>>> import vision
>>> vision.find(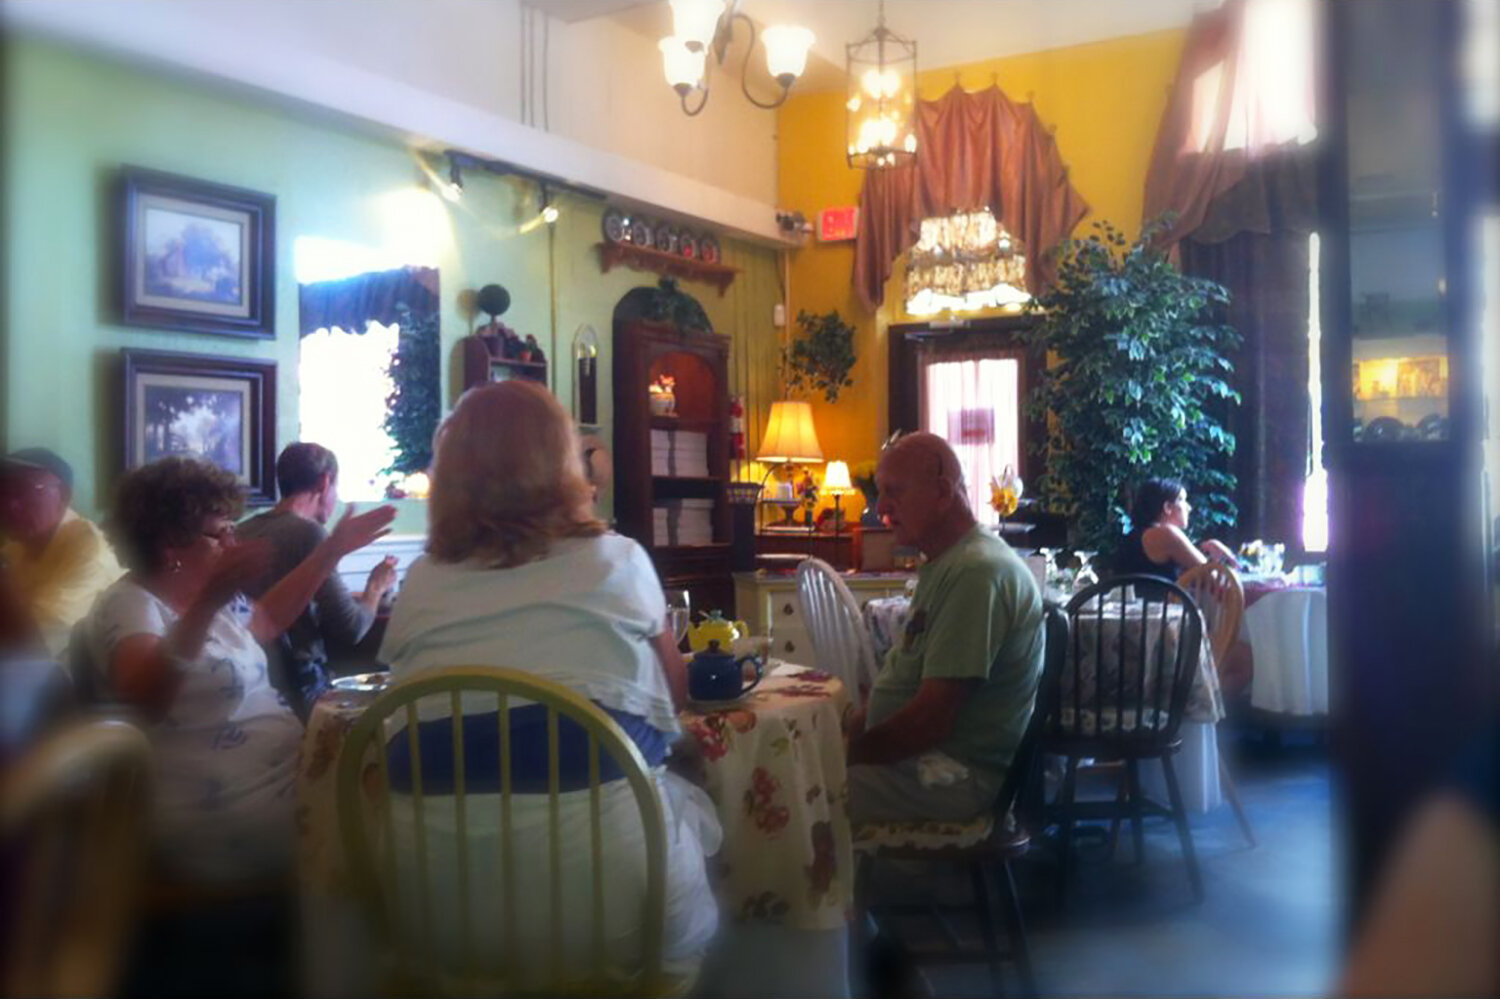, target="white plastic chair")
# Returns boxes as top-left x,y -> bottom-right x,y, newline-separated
795,557 -> 881,696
